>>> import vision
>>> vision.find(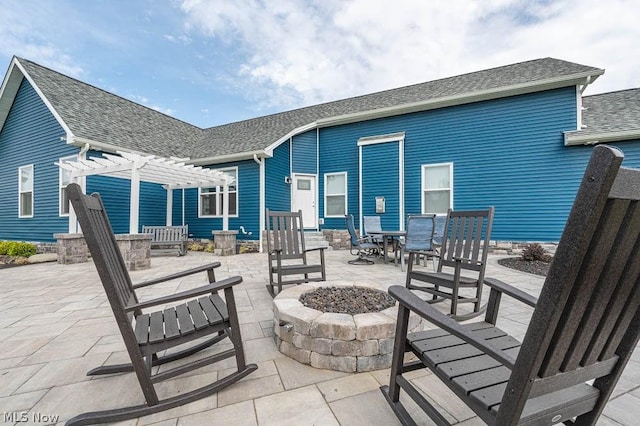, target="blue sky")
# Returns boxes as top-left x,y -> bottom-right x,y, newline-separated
1,0 -> 638,128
